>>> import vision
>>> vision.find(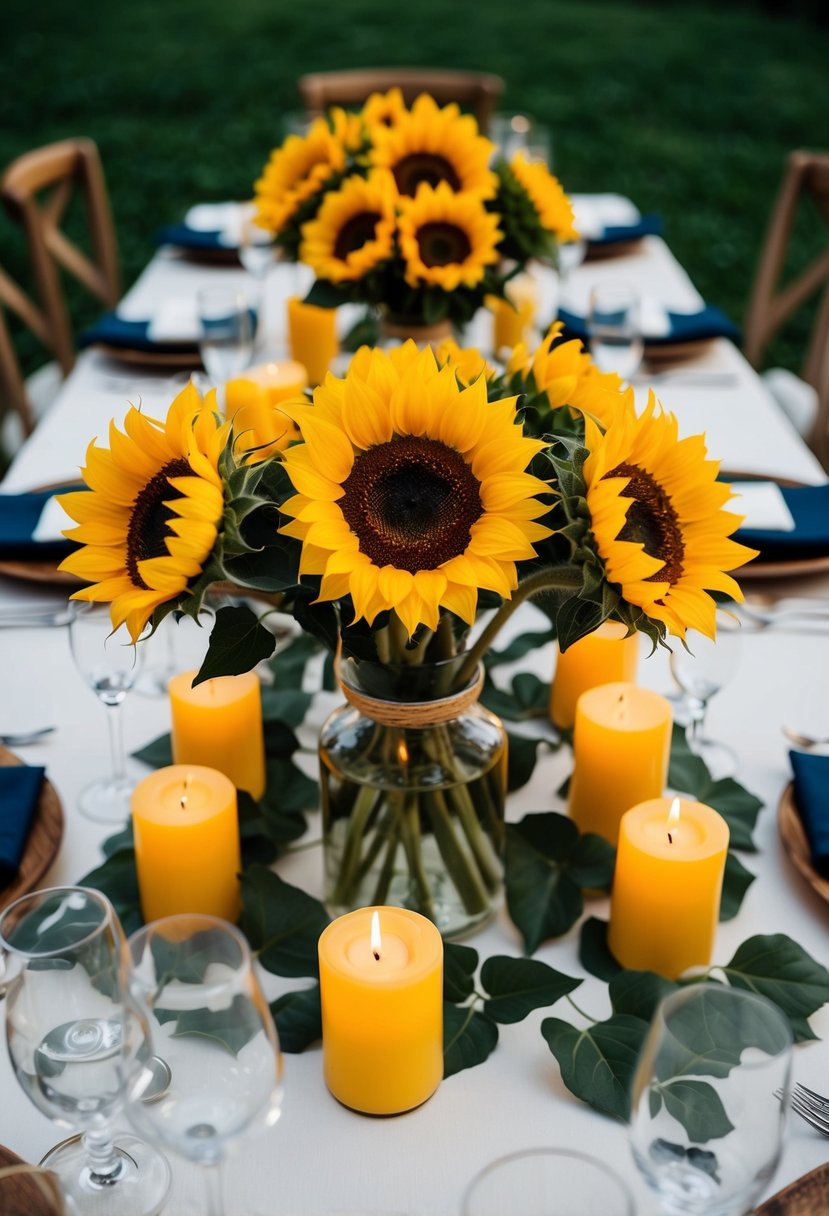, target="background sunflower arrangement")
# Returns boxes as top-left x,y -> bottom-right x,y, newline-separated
254,90 -> 578,329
